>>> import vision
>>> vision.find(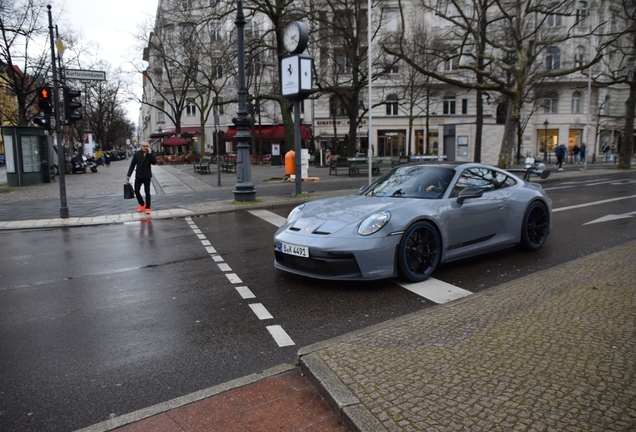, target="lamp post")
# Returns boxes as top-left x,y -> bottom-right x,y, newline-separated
232,0 -> 256,201
543,119 -> 549,162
